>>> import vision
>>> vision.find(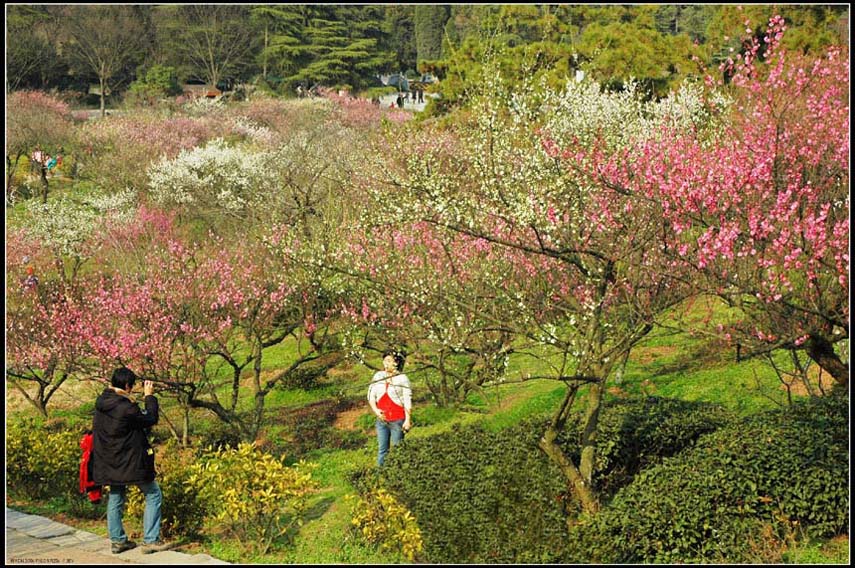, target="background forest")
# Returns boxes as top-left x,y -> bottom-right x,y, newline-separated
7,4 -> 849,107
